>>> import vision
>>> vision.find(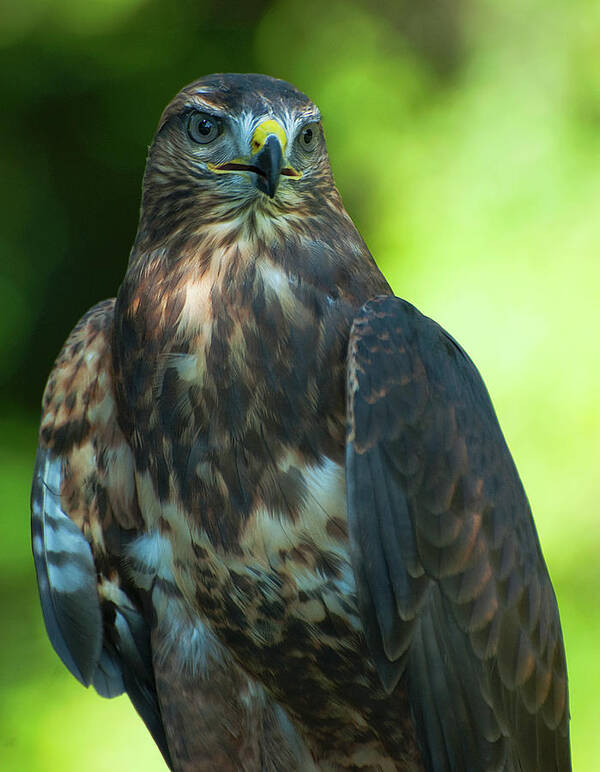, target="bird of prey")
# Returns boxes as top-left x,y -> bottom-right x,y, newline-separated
32,73 -> 571,771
